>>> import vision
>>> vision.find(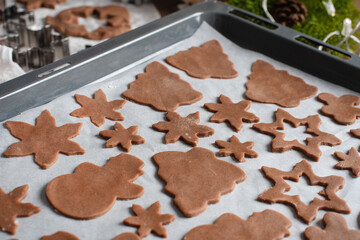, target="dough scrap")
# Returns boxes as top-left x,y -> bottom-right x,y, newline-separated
259,160 -> 350,224
46,153 -> 144,219
122,61 -> 203,112
4,110 -> 85,169
166,40 -> 238,79
245,60 -> 318,107
153,147 -> 246,217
